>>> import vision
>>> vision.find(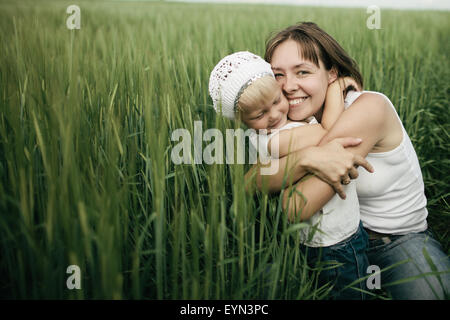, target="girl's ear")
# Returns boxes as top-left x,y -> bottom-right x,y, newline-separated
328,67 -> 338,84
